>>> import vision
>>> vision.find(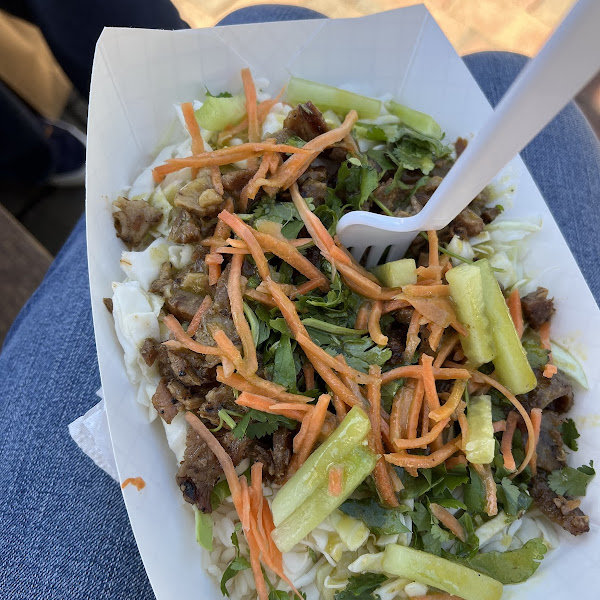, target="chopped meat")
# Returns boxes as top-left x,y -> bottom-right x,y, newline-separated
535,410 -> 568,473
394,307 -> 415,325
304,246 -> 321,269
326,147 -> 349,163
169,209 -> 203,244
299,177 -> 327,205
554,496 -> 582,515
166,379 -> 204,410
445,207 -> 485,240
455,137 -> 468,158
221,168 -> 256,204
165,289 -> 204,322
372,178 -> 410,215
272,428 -> 293,485
412,176 -> 443,212
177,272 -> 210,295
150,261 -> 172,295
284,101 -> 329,142
174,169 -> 225,218
481,206 -> 501,224
521,287 -> 555,330
299,166 -> 328,184
176,427 -> 227,512
165,347 -> 215,387
519,368 -> 574,413
140,337 -> 159,367
112,197 -> 162,248
152,378 -> 180,424
386,322 -> 407,367
530,472 -> 589,536
103,298 -> 113,313
196,385 -> 241,426
268,127 -> 296,145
